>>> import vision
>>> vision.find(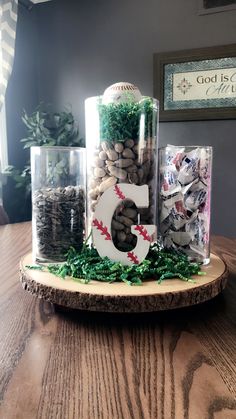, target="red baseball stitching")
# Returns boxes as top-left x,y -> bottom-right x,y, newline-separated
92,218 -> 111,241
127,251 -> 139,264
134,225 -> 151,242
114,184 -> 126,200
